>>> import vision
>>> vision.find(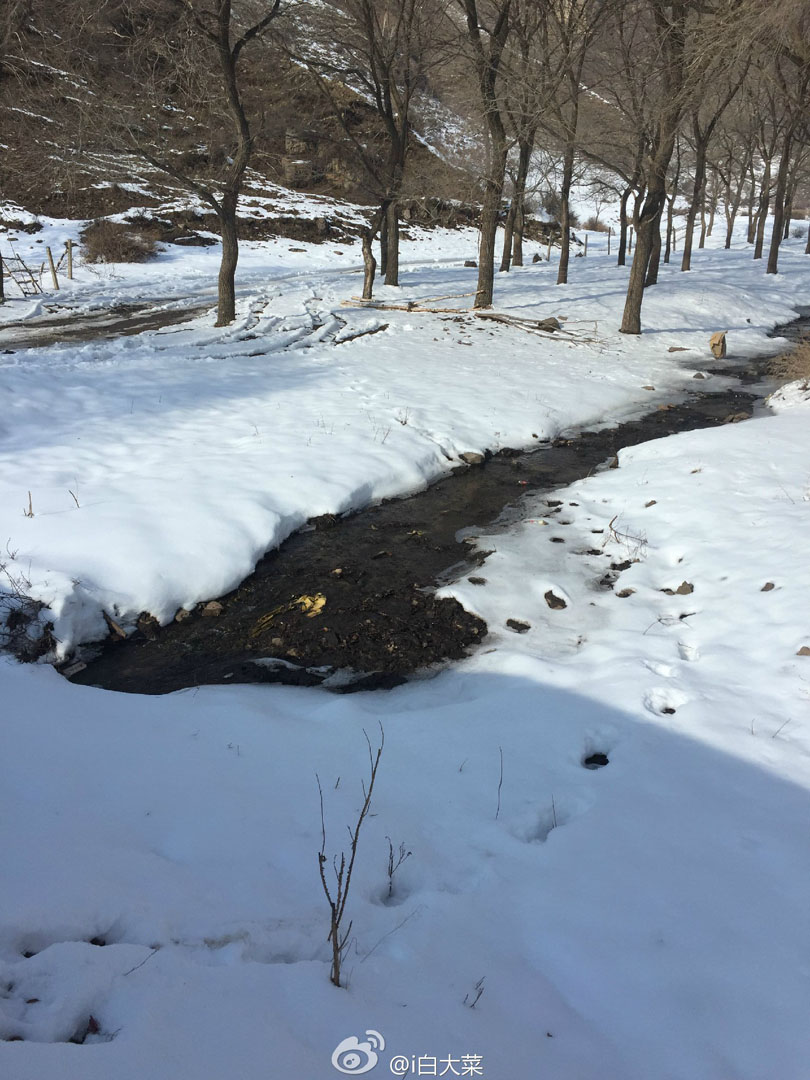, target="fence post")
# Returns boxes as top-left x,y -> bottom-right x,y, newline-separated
607,227 -> 611,257
46,246 -> 59,290
66,239 -> 73,280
